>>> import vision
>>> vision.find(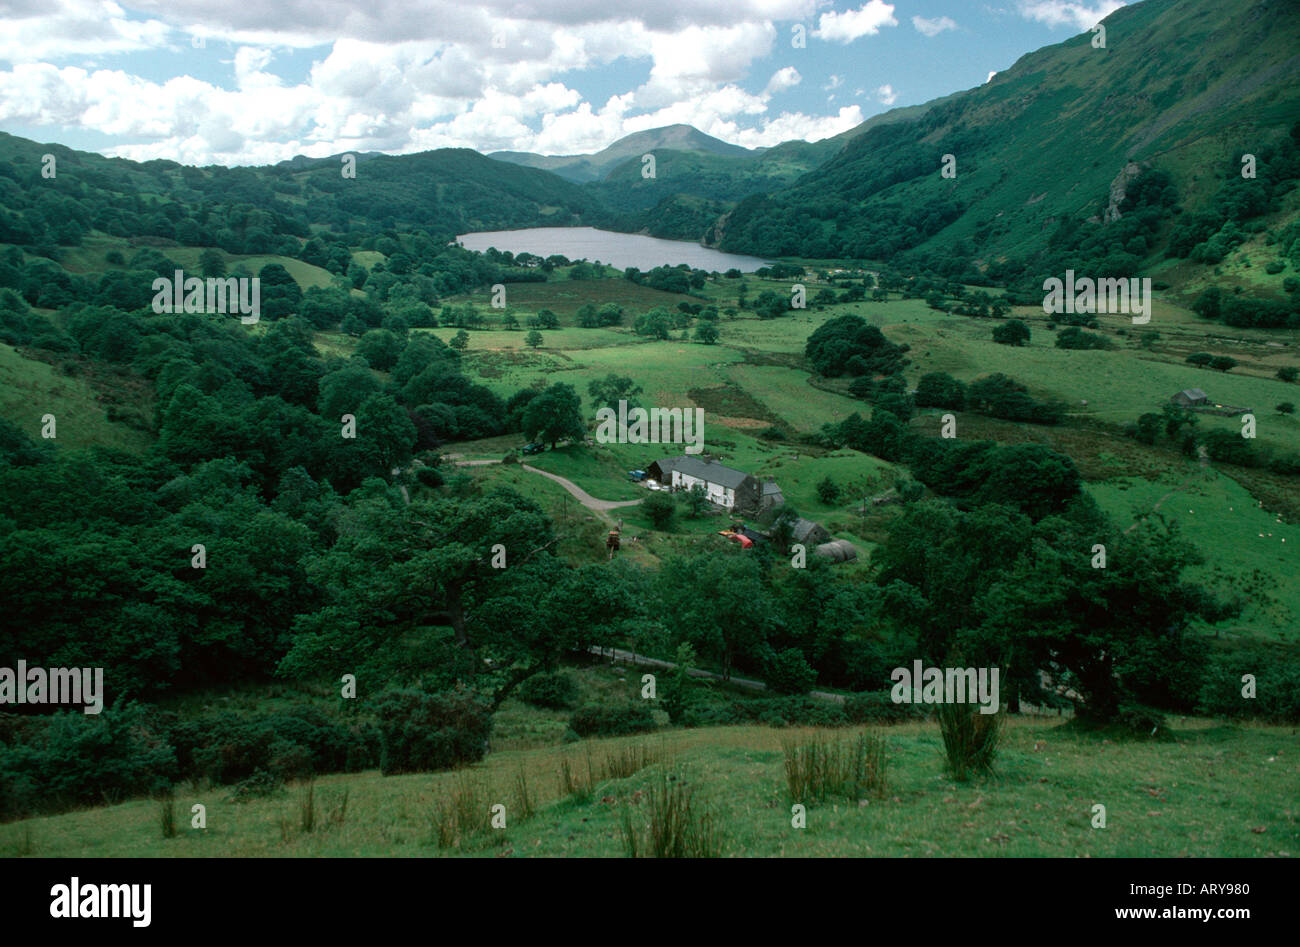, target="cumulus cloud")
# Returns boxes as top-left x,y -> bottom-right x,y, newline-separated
813,1 -> 898,43
0,0 -> 881,163
912,15 -> 957,37
764,66 -> 801,95
876,84 -> 897,105
1016,1 -> 1126,31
